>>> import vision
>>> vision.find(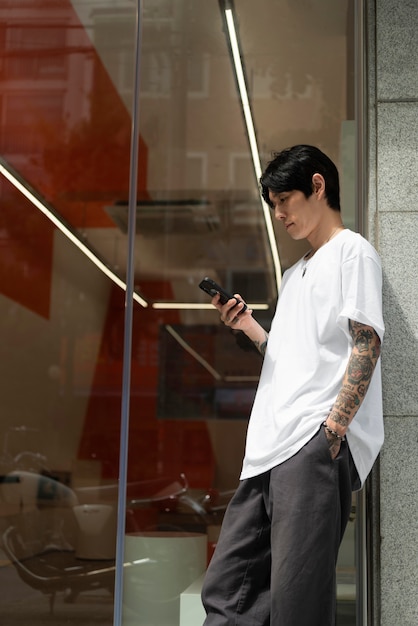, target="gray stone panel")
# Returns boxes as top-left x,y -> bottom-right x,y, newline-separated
379,212 -> 418,416
371,2 -> 418,625
377,102 -> 418,212
377,0 -> 418,100
379,416 -> 418,626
